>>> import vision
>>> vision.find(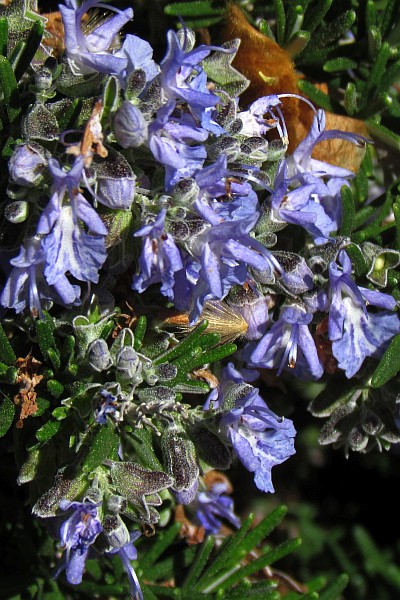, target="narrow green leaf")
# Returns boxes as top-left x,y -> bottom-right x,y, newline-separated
365,0 -> 377,31
82,424 -> 119,473
345,244 -> 368,276
139,522 -> 181,573
35,420 -> 61,442
0,323 -> 17,365
127,428 -> 164,471
365,42 -> 392,97
0,363 -> 17,384
297,80 -> 333,111
154,321 -> 208,365
164,1 -> 224,17
323,57 -> 357,72
344,82 -> 358,117
36,314 -> 57,361
199,513 -> 254,584
318,573 -> 349,600
182,535 -> 215,588
211,538 -> 302,593
371,333 -> 400,388
366,120 -> 400,151
368,25 -> 382,59
303,10 -> 356,51
303,0 -> 333,34
273,0 -> 286,46
14,20 -> 44,82
0,398 -> 16,437
353,165 -> 369,203
56,98 -> 82,130
47,347 -> 61,371
393,202 -> 400,250
0,55 -> 21,122
189,342 -> 237,369
353,205 -> 377,230
134,315 -> 147,350
235,505 -> 288,557
0,17 -> 8,56
285,30 -> 310,57
379,0 -> 400,39
340,186 -> 355,236
47,379 -> 65,398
